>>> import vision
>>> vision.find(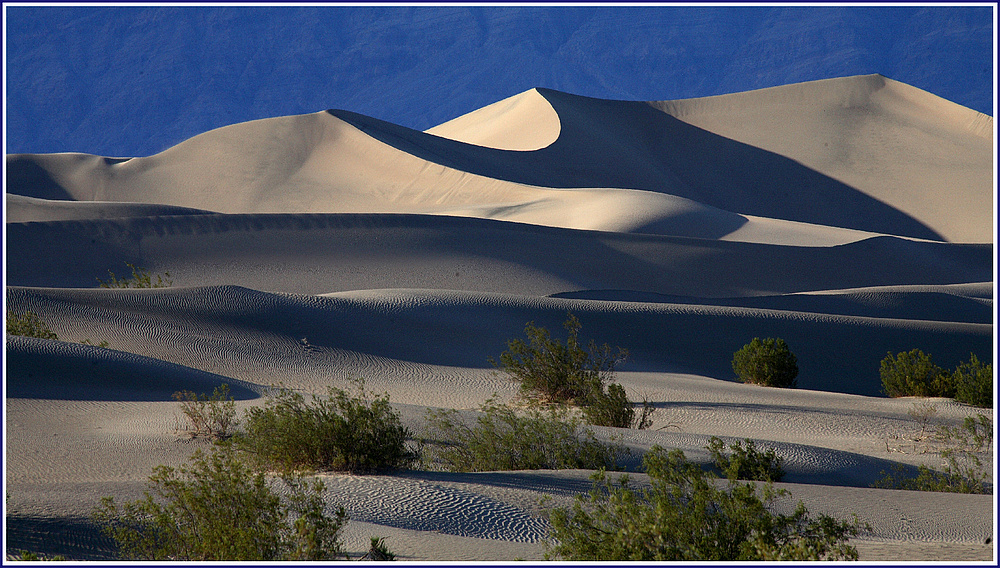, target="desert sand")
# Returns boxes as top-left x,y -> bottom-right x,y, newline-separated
4,74 -> 995,561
